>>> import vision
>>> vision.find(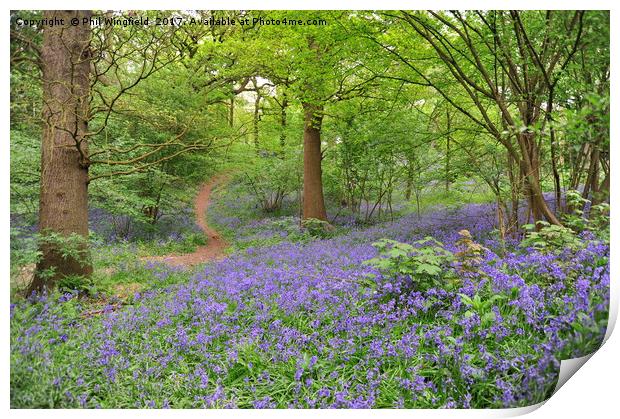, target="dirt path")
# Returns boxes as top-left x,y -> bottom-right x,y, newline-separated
144,174 -> 229,267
